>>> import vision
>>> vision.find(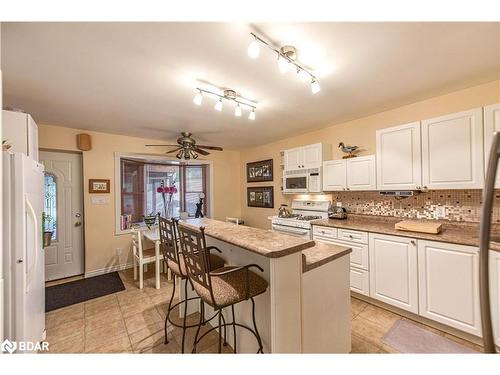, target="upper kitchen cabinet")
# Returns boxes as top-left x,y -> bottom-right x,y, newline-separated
376,121 -> 422,190
483,103 -> 500,188
421,108 -> 484,189
283,143 -> 331,170
2,109 -> 39,161
323,155 -> 376,191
